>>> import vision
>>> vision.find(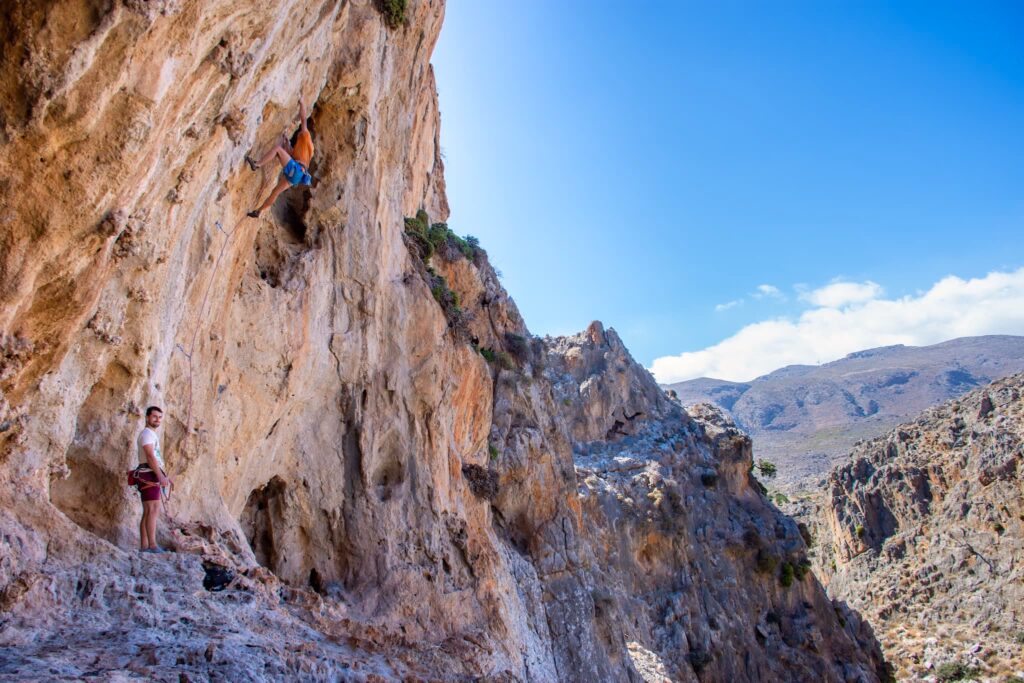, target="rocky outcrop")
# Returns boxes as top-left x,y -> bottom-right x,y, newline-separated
1,1 -> 887,680
815,373 -> 1024,680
